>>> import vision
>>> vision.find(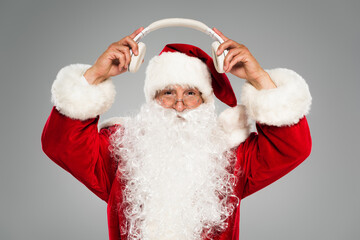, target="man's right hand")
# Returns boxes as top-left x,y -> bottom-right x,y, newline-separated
84,27 -> 144,85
